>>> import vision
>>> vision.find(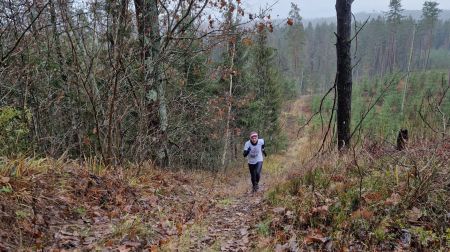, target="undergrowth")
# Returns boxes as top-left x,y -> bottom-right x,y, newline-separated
262,137 -> 450,250
0,158 -> 217,250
